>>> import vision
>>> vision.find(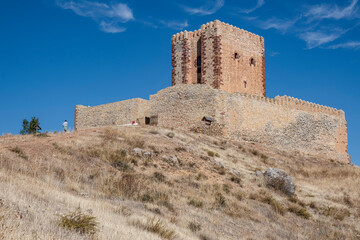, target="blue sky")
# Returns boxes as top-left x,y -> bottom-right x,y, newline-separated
0,0 -> 359,165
